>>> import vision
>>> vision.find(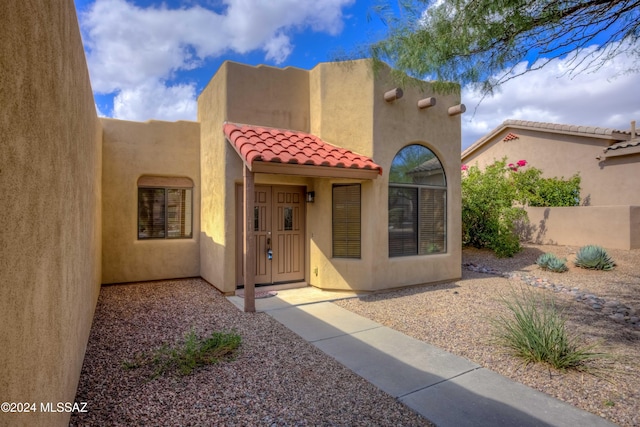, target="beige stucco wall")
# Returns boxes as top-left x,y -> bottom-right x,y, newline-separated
198,63 -> 232,291
462,129 -> 640,206
0,2 -> 102,426
307,61 -> 463,291
101,119 -> 201,284
523,206 -> 640,250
